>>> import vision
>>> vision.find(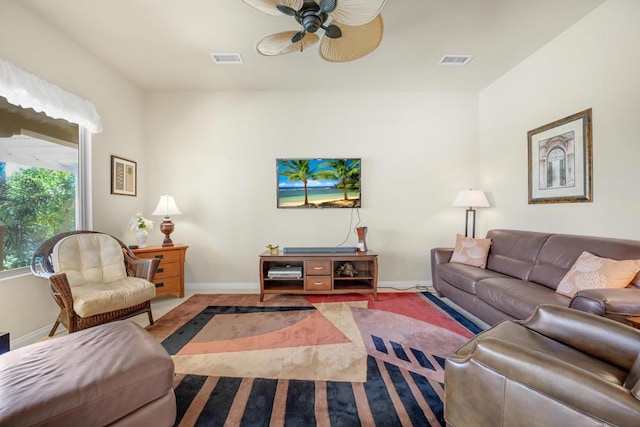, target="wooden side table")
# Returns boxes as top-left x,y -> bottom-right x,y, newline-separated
132,244 -> 188,297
